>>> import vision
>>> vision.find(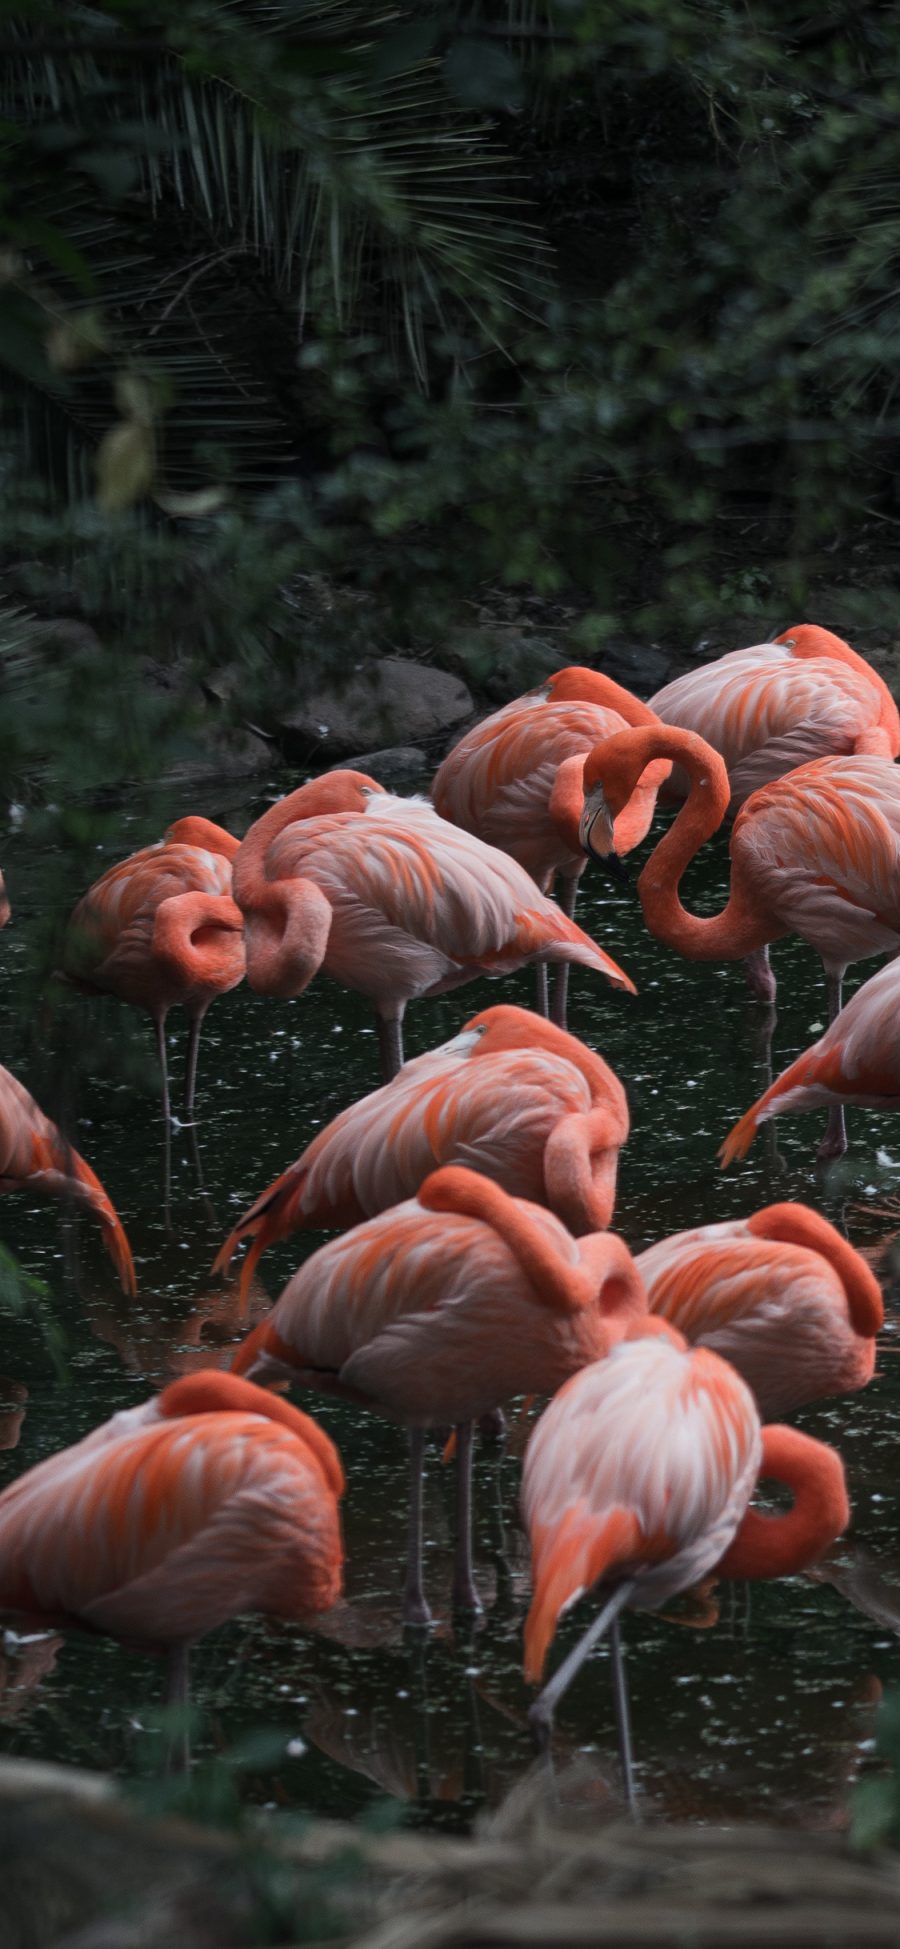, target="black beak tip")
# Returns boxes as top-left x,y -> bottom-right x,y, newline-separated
605,851 -> 631,886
